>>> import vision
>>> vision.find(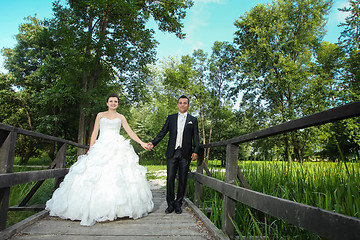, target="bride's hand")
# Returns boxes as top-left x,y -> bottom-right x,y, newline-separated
141,142 -> 150,151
